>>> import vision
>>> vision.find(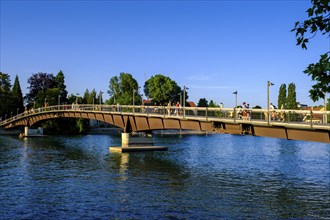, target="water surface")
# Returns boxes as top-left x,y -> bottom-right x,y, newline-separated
1,134 -> 329,219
